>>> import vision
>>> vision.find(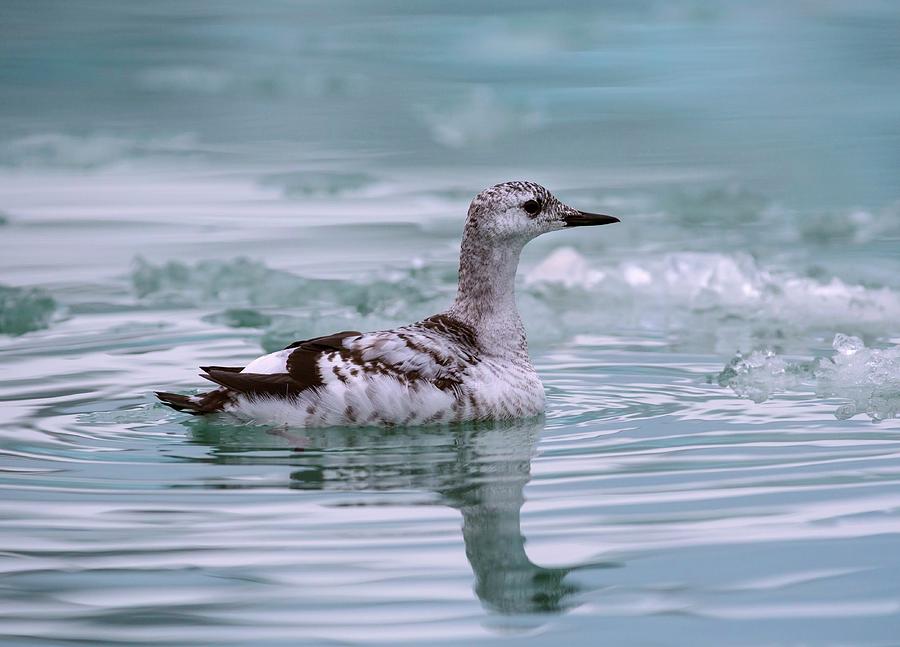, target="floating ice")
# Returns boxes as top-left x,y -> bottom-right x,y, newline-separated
133,256 -> 452,311
132,257 -> 309,306
525,248 -> 900,345
0,285 -> 57,335
525,247 -> 605,289
832,332 -> 865,356
718,334 -> 900,421
131,256 -> 453,344
716,350 -> 811,404
816,335 -> 900,421
131,249 -> 900,358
